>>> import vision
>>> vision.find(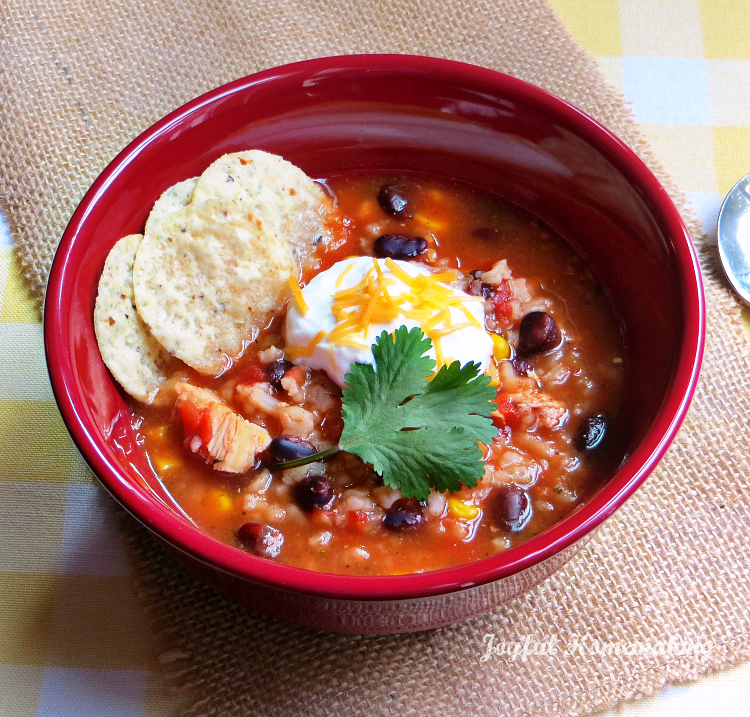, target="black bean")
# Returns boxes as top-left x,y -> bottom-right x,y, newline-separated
265,358 -> 293,389
269,435 -> 317,462
511,357 -> 533,377
383,497 -> 423,531
466,278 -> 494,298
492,485 -> 532,532
294,475 -> 334,512
465,270 -> 495,298
466,270 -> 484,296
237,522 -> 284,558
373,234 -> 427,260
575,415 -> 607,451
517,311 -> 560,356
377,184 -> 410,219
466,278 -> 483,296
